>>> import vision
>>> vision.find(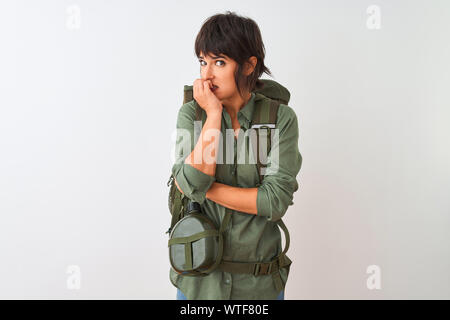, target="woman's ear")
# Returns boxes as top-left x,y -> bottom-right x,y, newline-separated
244,56 -> 257,76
